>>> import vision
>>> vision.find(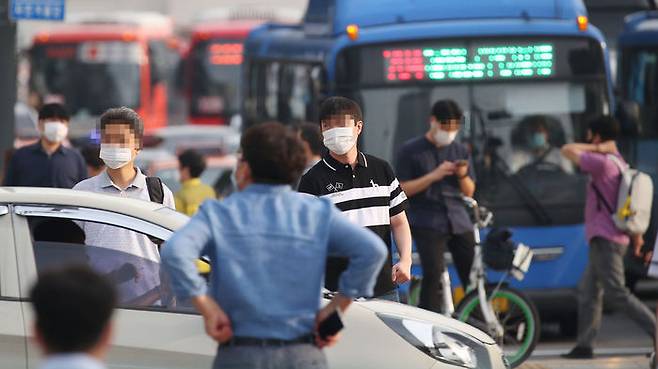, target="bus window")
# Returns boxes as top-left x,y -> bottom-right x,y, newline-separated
622,48 -> 658,137
30,42 -> 141,116
188,39 -> 244,124
265,62 -> 281,120
249,61 -> 325,125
